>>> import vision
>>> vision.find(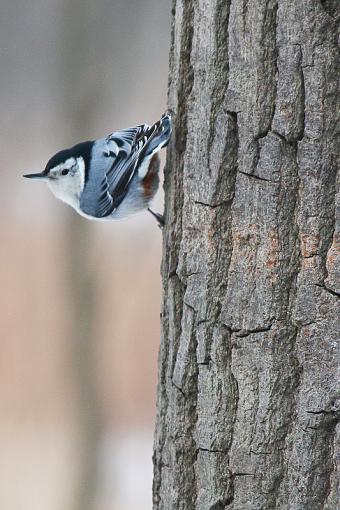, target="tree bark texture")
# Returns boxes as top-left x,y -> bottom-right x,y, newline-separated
153,1 -> 339,509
